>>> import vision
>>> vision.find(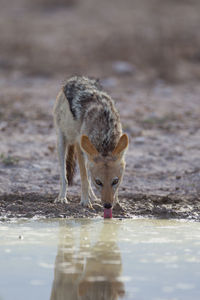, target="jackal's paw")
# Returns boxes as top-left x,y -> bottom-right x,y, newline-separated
80,198 -> 93,209
54,196 -> 68,204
